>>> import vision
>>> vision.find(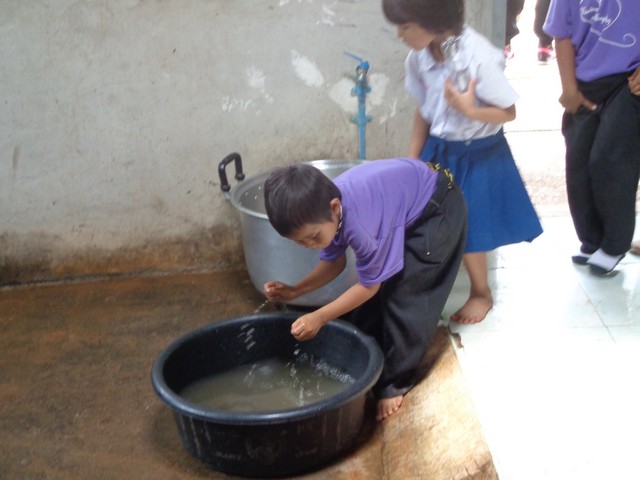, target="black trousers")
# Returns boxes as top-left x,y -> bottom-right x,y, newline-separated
562,72 -> 640,256
347,173 -> 467,399
534,0 -> 552,46
506,0 -> 552,47
505,0 -> 525,45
